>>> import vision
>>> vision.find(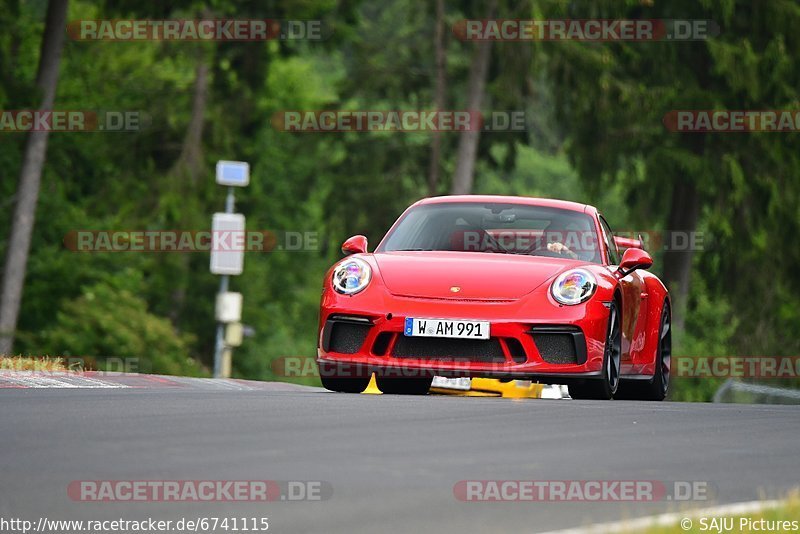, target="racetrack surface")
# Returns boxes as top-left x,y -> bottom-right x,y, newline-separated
1,385 -> 798,533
